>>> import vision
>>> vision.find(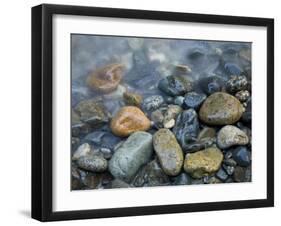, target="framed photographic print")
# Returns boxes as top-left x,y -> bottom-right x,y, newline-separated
31,4 -> 274,221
